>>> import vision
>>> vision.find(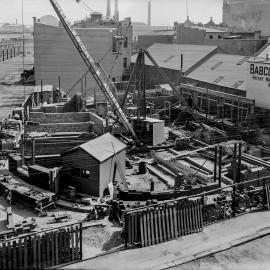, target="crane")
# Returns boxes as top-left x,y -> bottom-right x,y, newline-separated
121,48 -> 206,131
49,0 -> 139,143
